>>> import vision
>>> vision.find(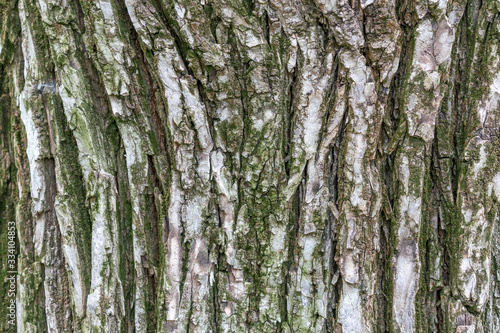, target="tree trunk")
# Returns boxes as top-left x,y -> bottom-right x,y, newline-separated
1,0 -> 500,331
